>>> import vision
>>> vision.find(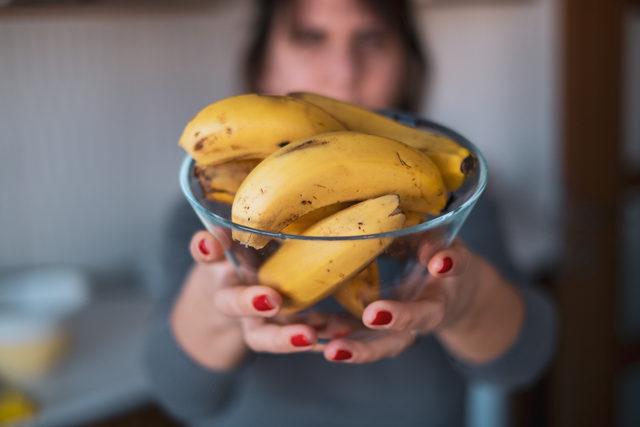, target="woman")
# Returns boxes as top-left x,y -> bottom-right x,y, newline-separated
146,1 -> 556,425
